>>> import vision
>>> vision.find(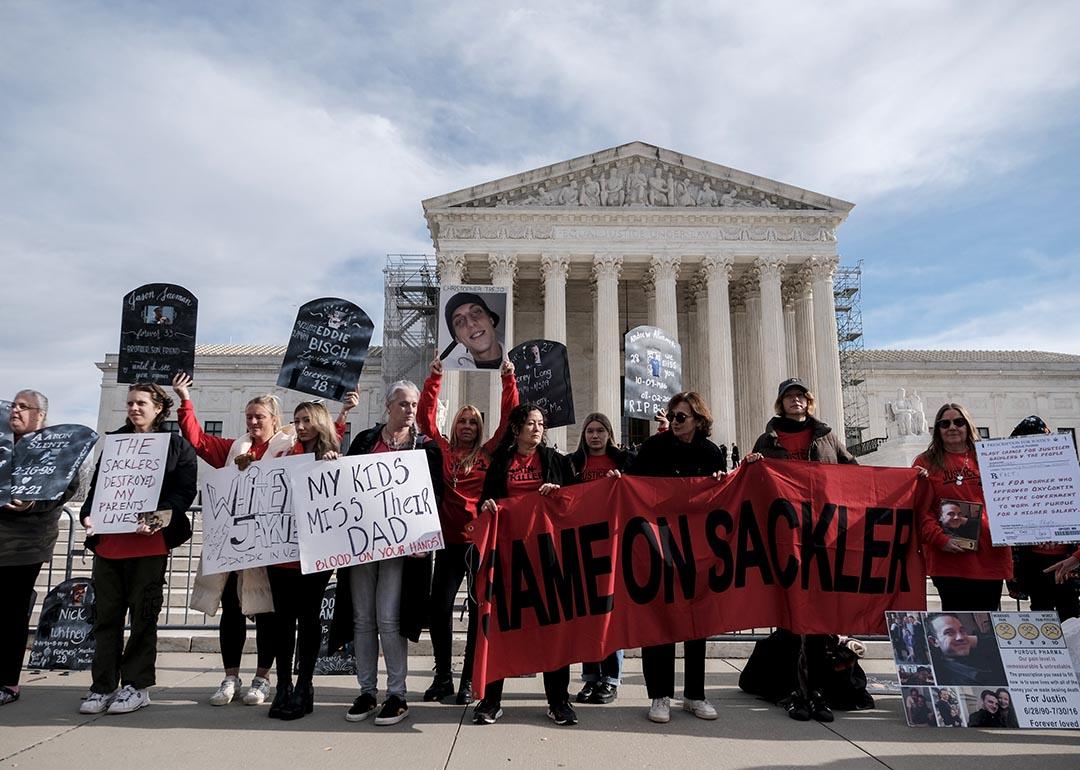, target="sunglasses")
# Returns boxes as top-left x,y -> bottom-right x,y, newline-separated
936,418 -> 967,429
670,412 -> 693,424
